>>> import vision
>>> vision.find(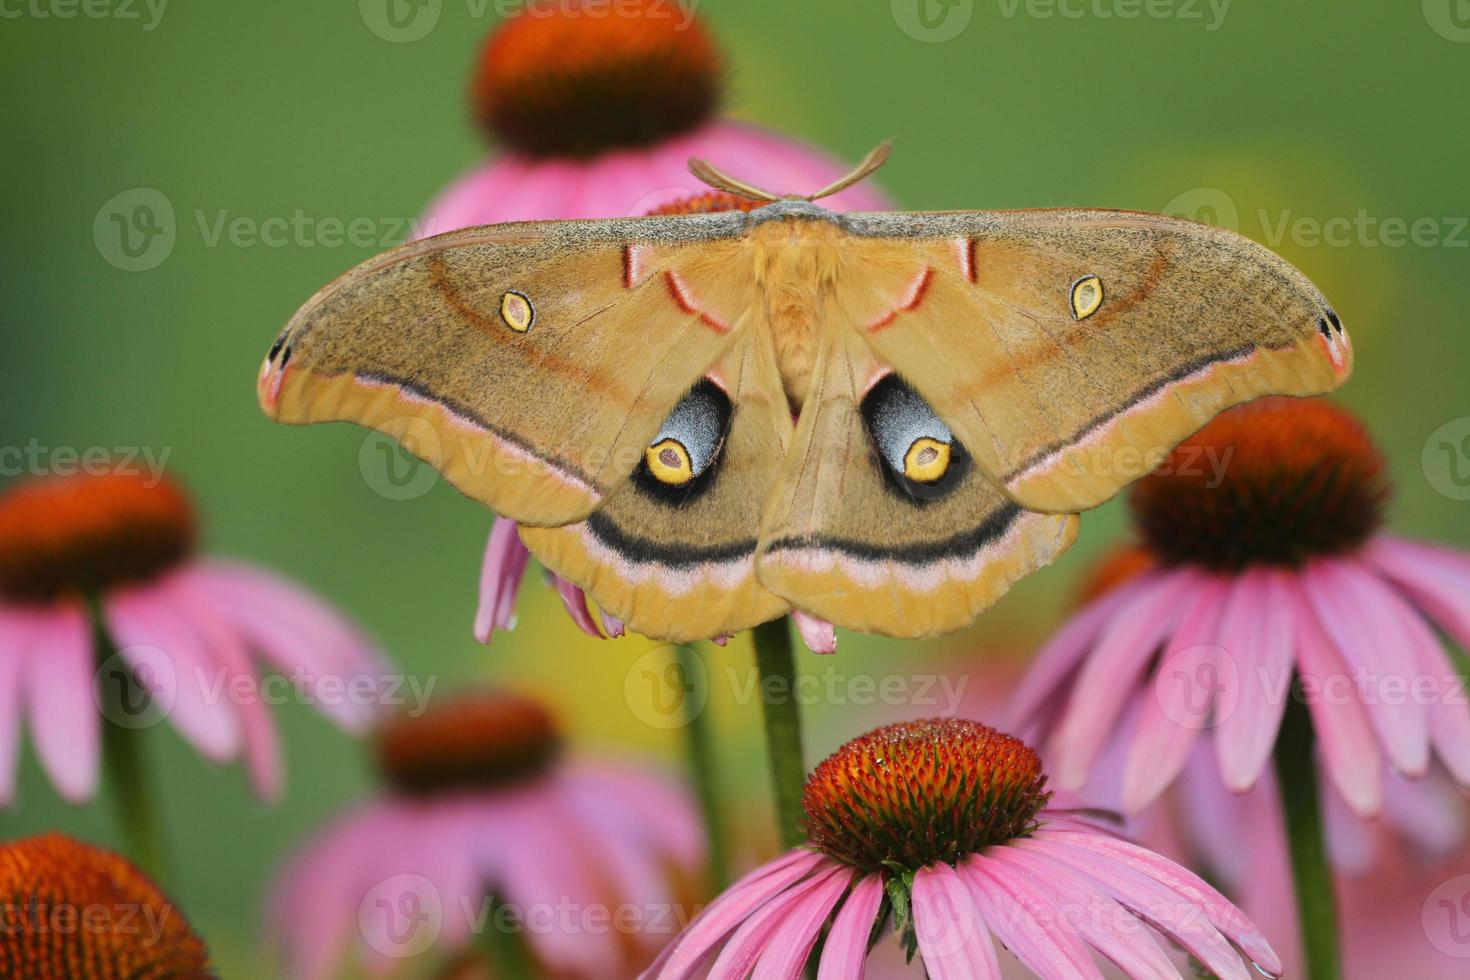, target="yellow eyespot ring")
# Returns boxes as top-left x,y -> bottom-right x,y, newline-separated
501,290 -> 534,332
1070,275 -> 1104,321
646,438 -> 695,485
903,437 -> 952,483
